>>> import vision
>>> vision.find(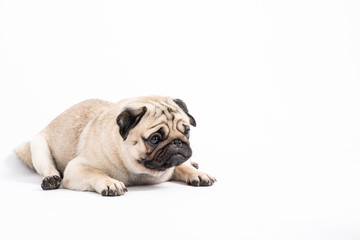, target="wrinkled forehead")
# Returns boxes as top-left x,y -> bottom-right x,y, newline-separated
141,102 -> 190,138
